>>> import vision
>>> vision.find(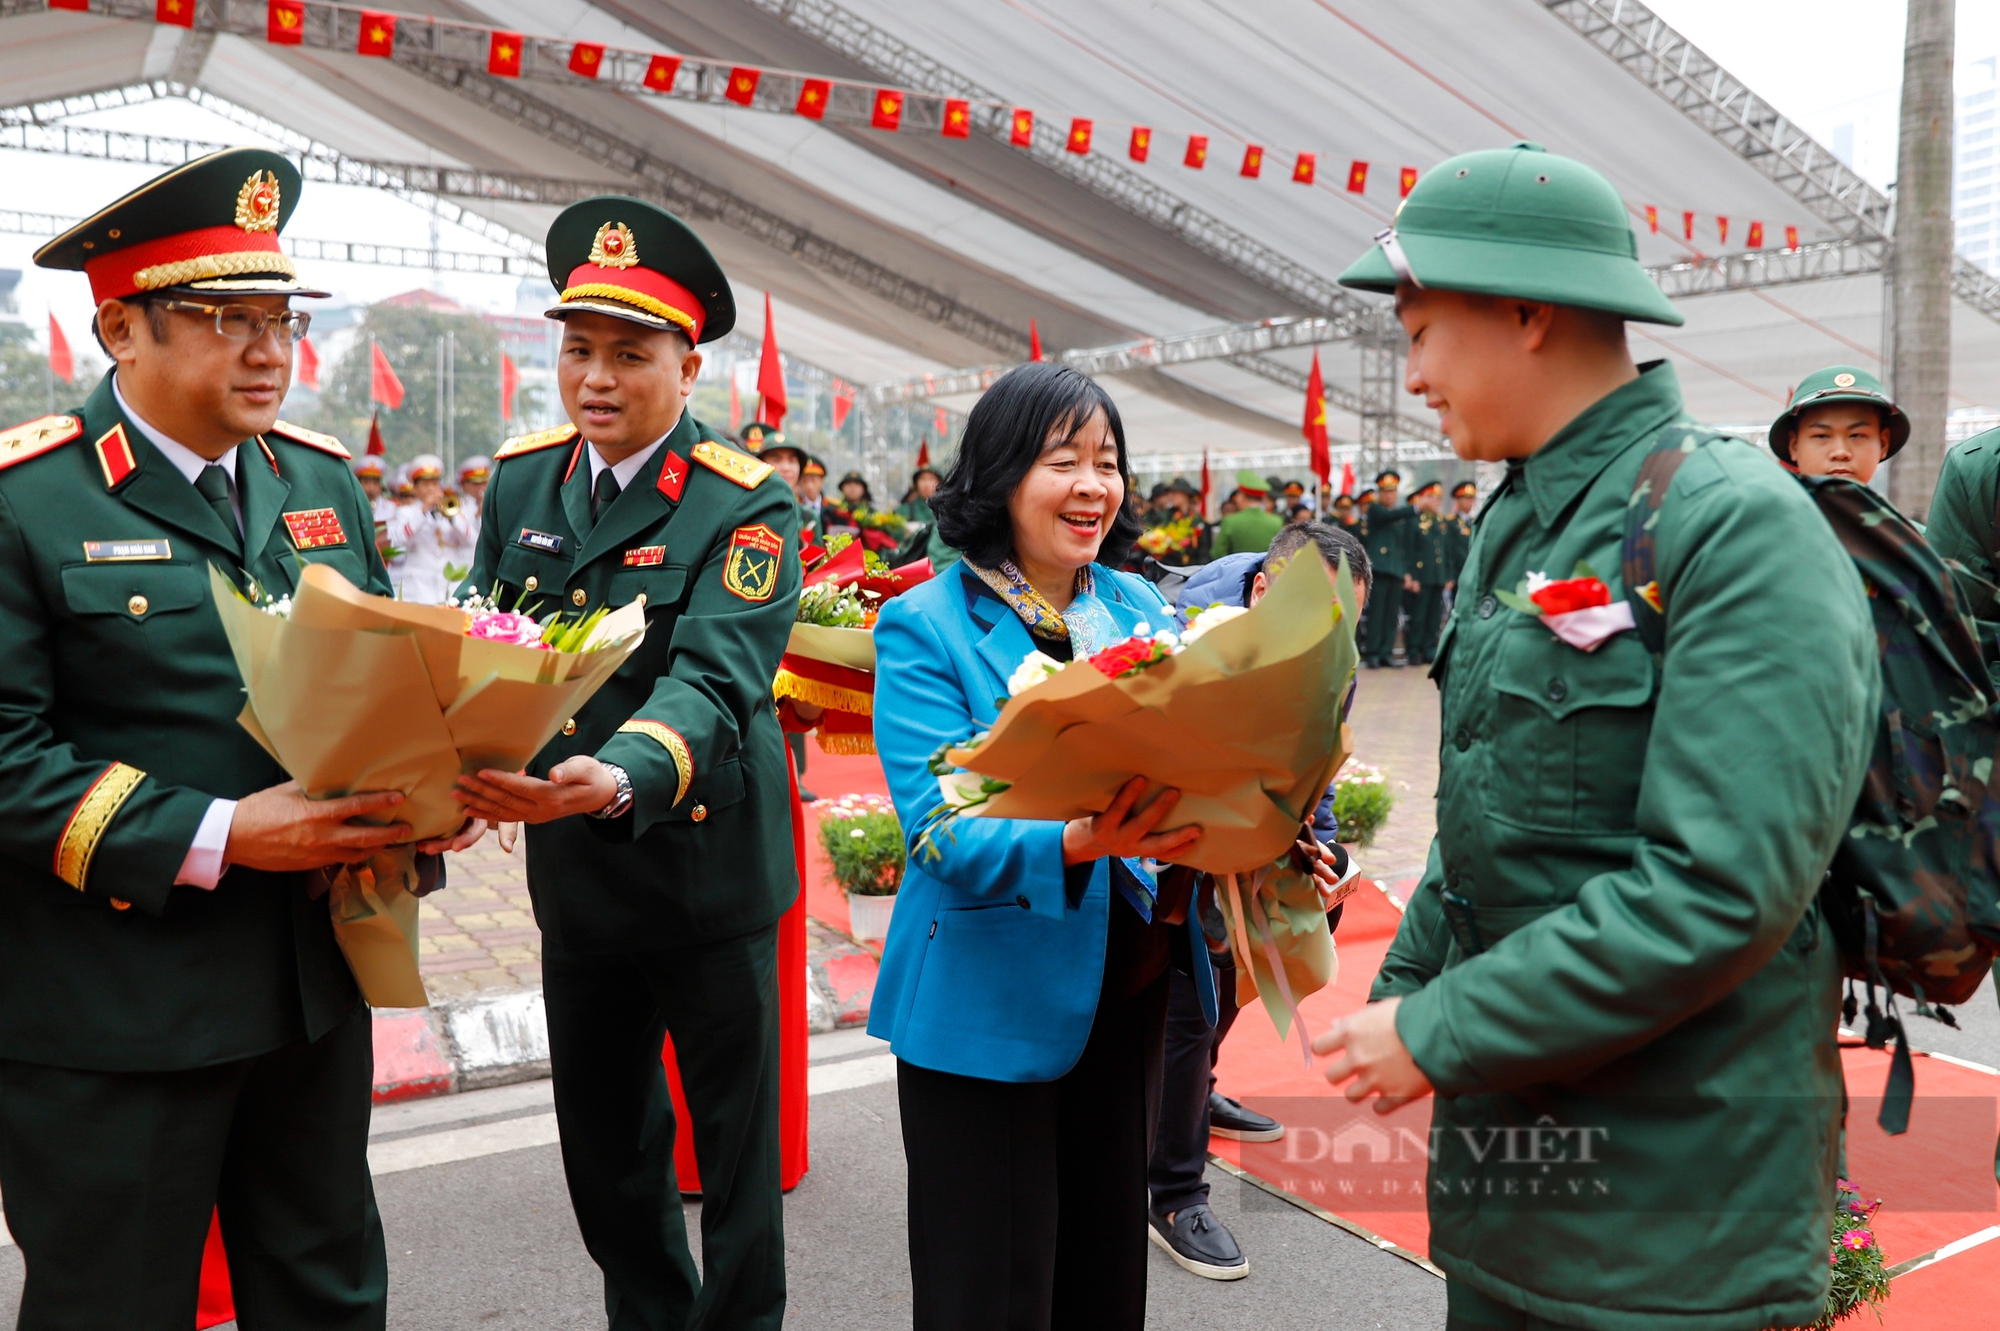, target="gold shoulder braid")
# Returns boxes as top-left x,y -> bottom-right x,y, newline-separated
691,440 -> 773,489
